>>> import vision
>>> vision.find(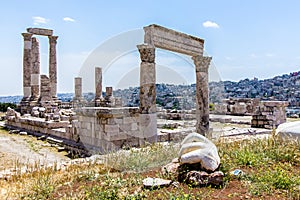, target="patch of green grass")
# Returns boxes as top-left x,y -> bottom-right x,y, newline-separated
218,136 -> 300,198
245,163 -> 300,197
